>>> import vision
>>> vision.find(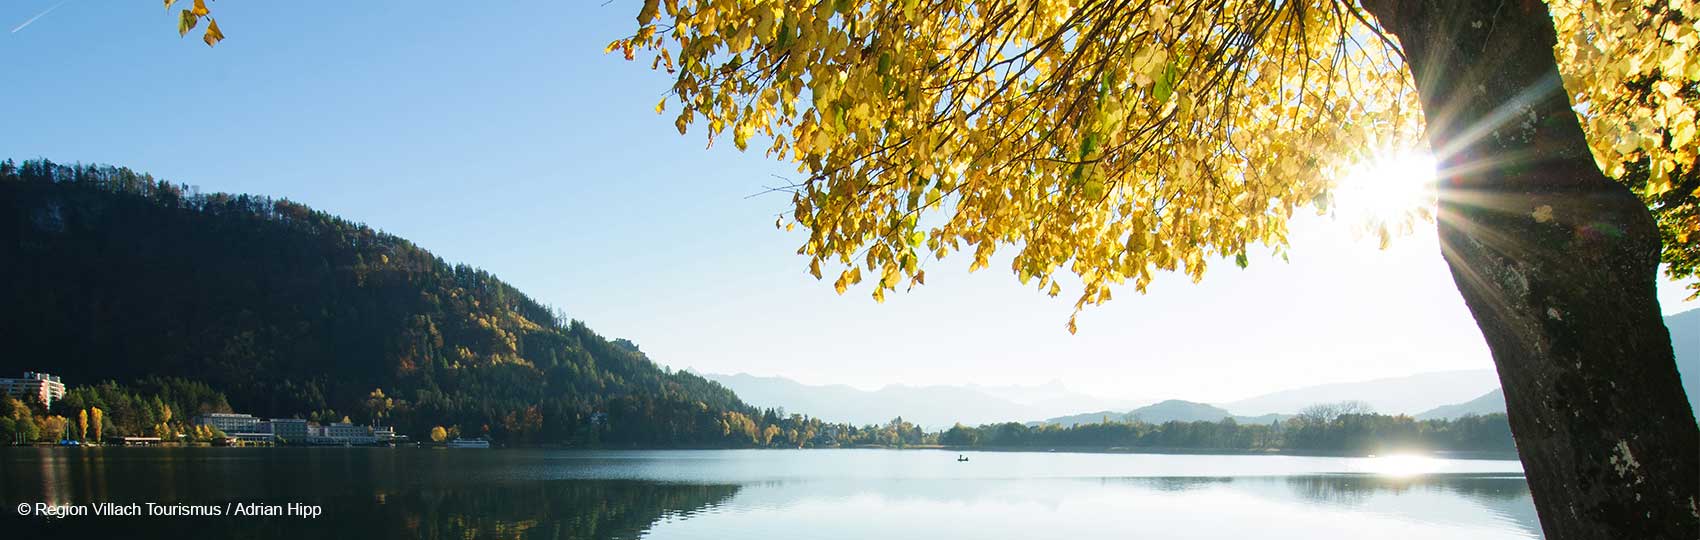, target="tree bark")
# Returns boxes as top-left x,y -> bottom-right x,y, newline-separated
1357,1 -> 1700,538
